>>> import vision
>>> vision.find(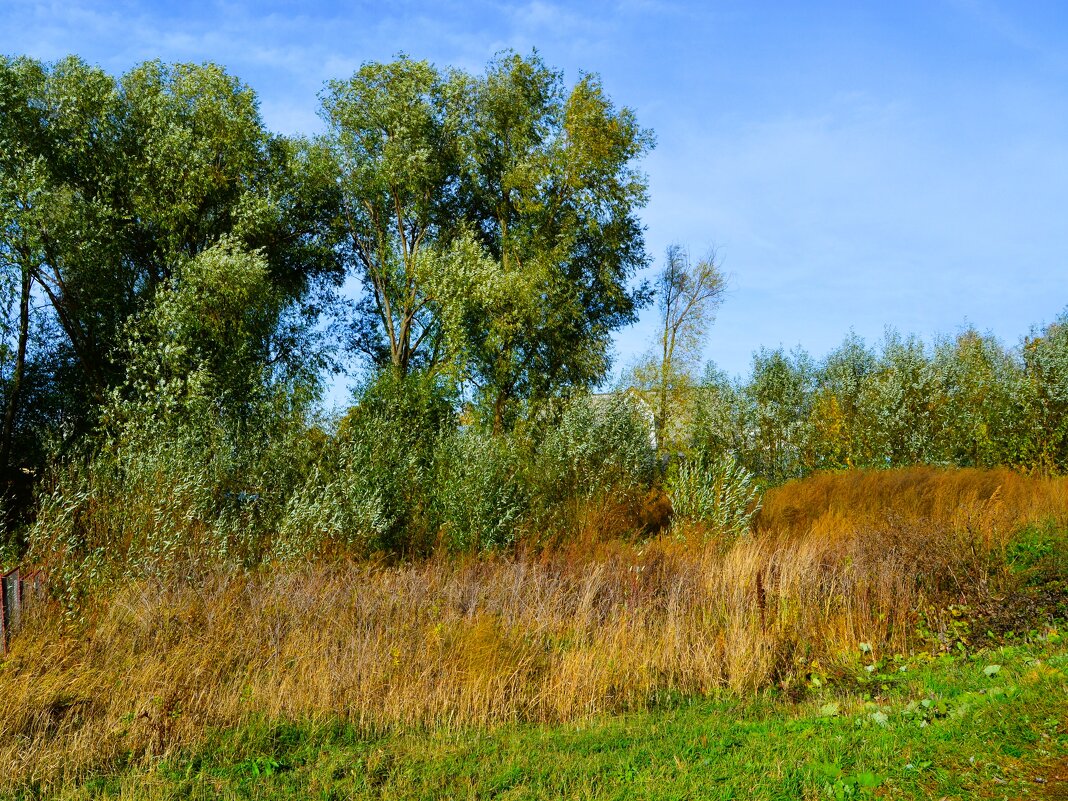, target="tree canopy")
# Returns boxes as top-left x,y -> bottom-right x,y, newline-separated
321,52 -> 653,429
0,49 -> 655,536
